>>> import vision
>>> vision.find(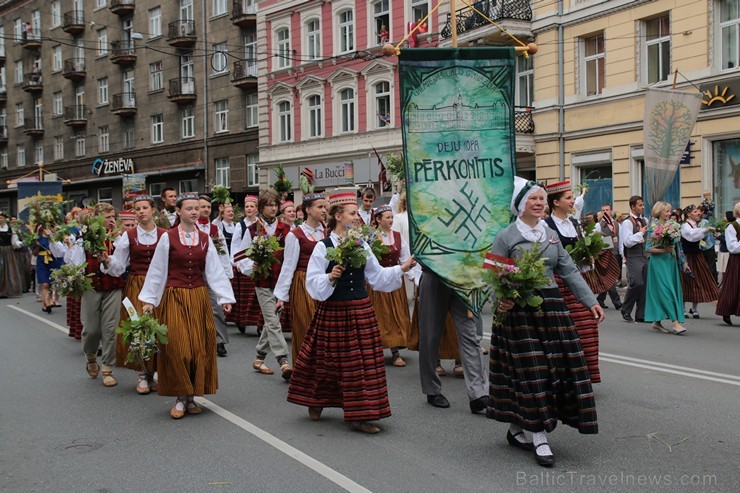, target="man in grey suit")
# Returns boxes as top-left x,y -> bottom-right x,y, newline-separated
619,195 -> 649,323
